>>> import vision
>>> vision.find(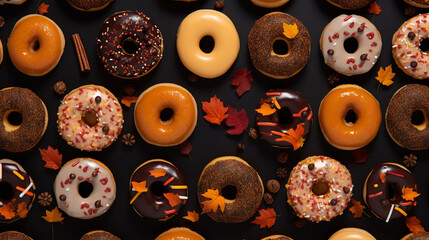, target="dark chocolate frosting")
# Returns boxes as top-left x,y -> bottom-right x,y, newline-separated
255,89 -> 313,148
0,231 -> 33,240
